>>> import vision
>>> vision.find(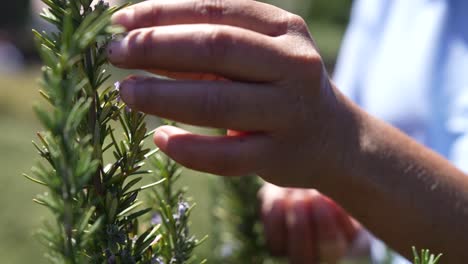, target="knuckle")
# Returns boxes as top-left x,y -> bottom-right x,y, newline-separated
286,13 -> 308,33
203,27 -> 231,66
126,29 -> 154,63
131,2 -> 161,28
149,2 -> 162,26
195,0 -> 227,22
283,47 -> 323,75
273,17 -> 292,36
295,51 -> 323,68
